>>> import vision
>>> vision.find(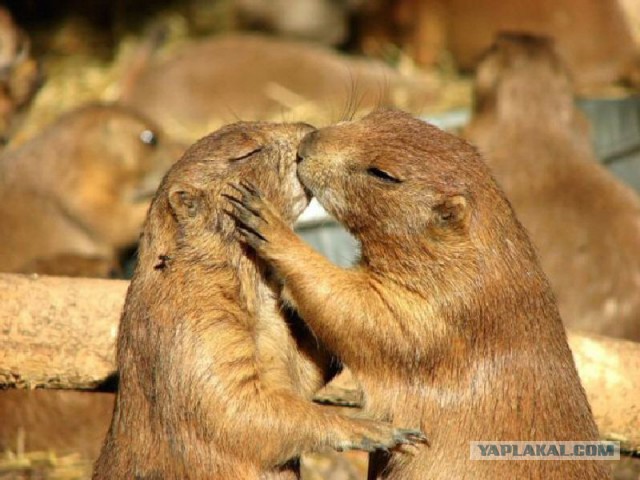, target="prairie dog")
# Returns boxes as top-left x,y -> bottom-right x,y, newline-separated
94,121 -> 426,479
465,33 -> 640,341
226,110 -> 609,479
